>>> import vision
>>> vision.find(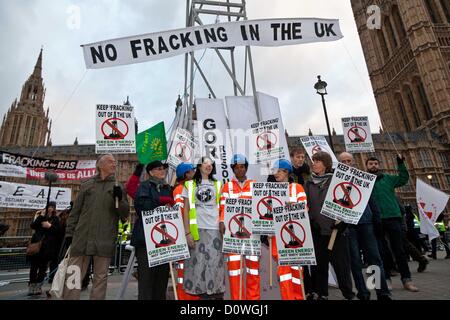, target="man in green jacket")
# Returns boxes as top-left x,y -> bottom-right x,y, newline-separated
63,154 -> 129,300
366,155 -> 419,292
